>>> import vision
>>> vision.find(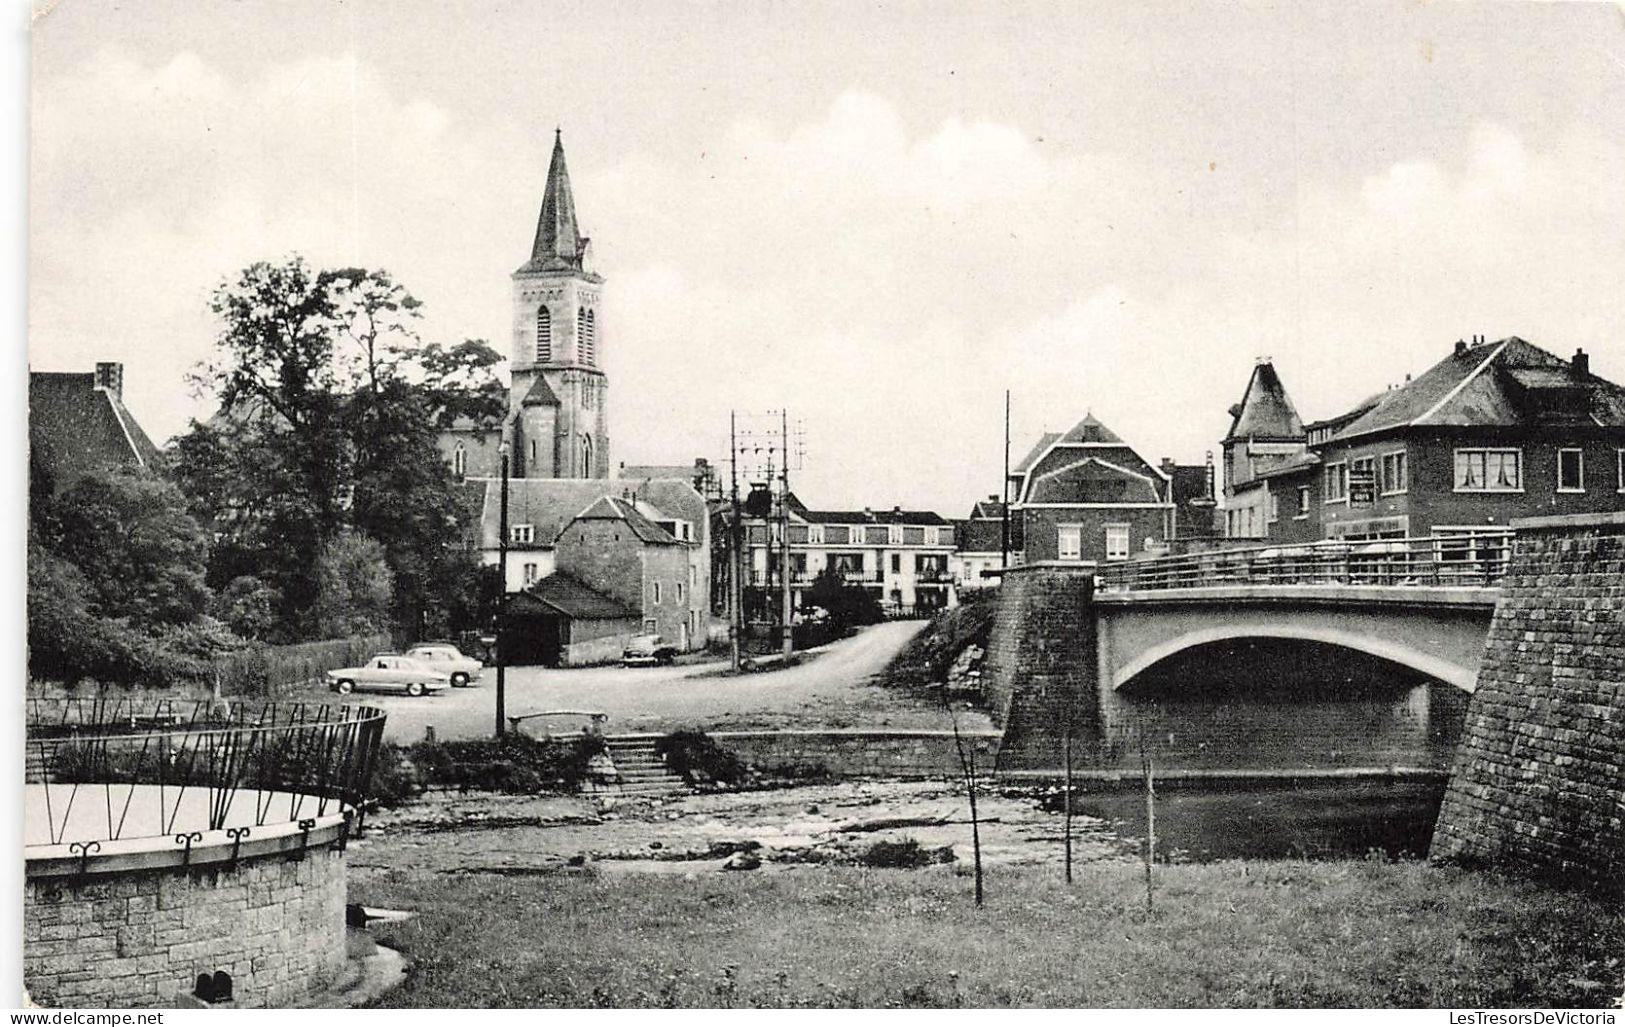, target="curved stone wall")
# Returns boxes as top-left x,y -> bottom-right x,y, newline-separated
25,844 -> 347,1008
